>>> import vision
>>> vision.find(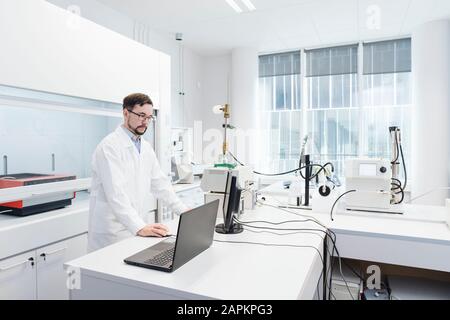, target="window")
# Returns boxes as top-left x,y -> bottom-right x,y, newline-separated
361,39 -> 412,181
258,51 -> 302,172
306,45 -> 359,175
257,38 -> 412,179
